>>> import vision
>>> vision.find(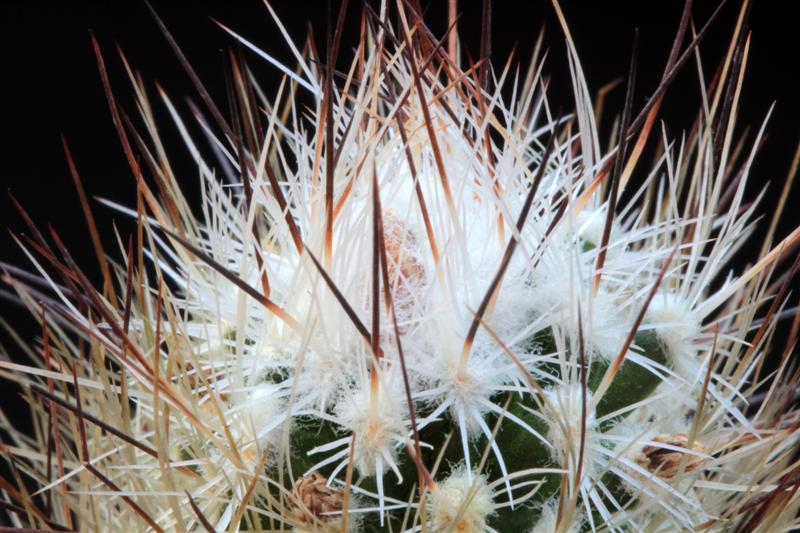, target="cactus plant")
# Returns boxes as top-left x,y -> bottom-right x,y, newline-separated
2,2 -> 800,532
